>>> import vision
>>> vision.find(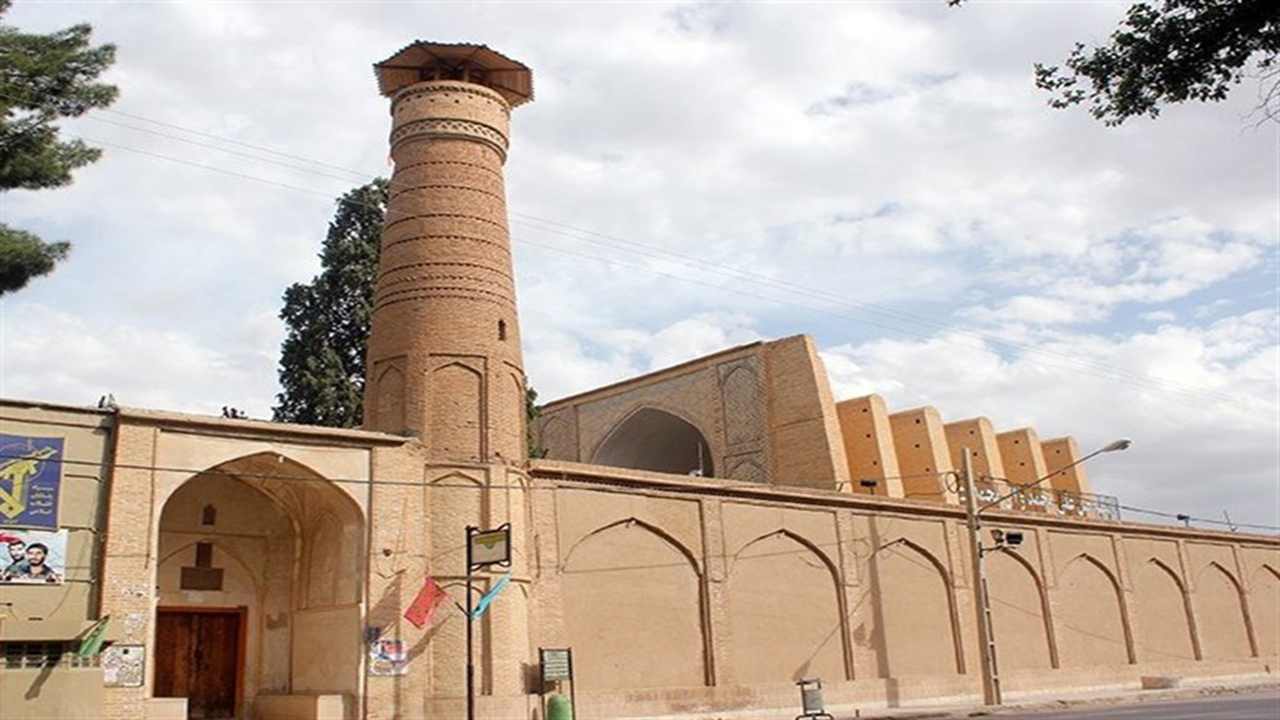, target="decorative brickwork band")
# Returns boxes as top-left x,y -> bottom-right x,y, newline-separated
390,118 -> 509,160
365,48 -> 531,464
